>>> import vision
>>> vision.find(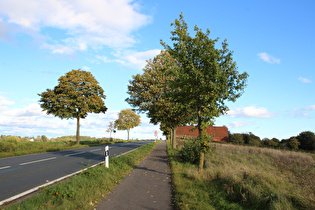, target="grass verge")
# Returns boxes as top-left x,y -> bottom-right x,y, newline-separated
2,141 -> 160,209
168,141 -> 315,209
